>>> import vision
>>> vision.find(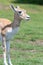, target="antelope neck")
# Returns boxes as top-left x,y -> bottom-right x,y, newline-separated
2,18 -> 21,30
12,18 -> 21,29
